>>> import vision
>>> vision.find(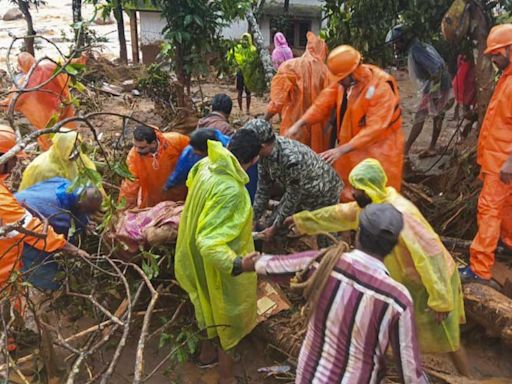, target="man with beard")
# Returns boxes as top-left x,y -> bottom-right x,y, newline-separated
283,158 -> 467,373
